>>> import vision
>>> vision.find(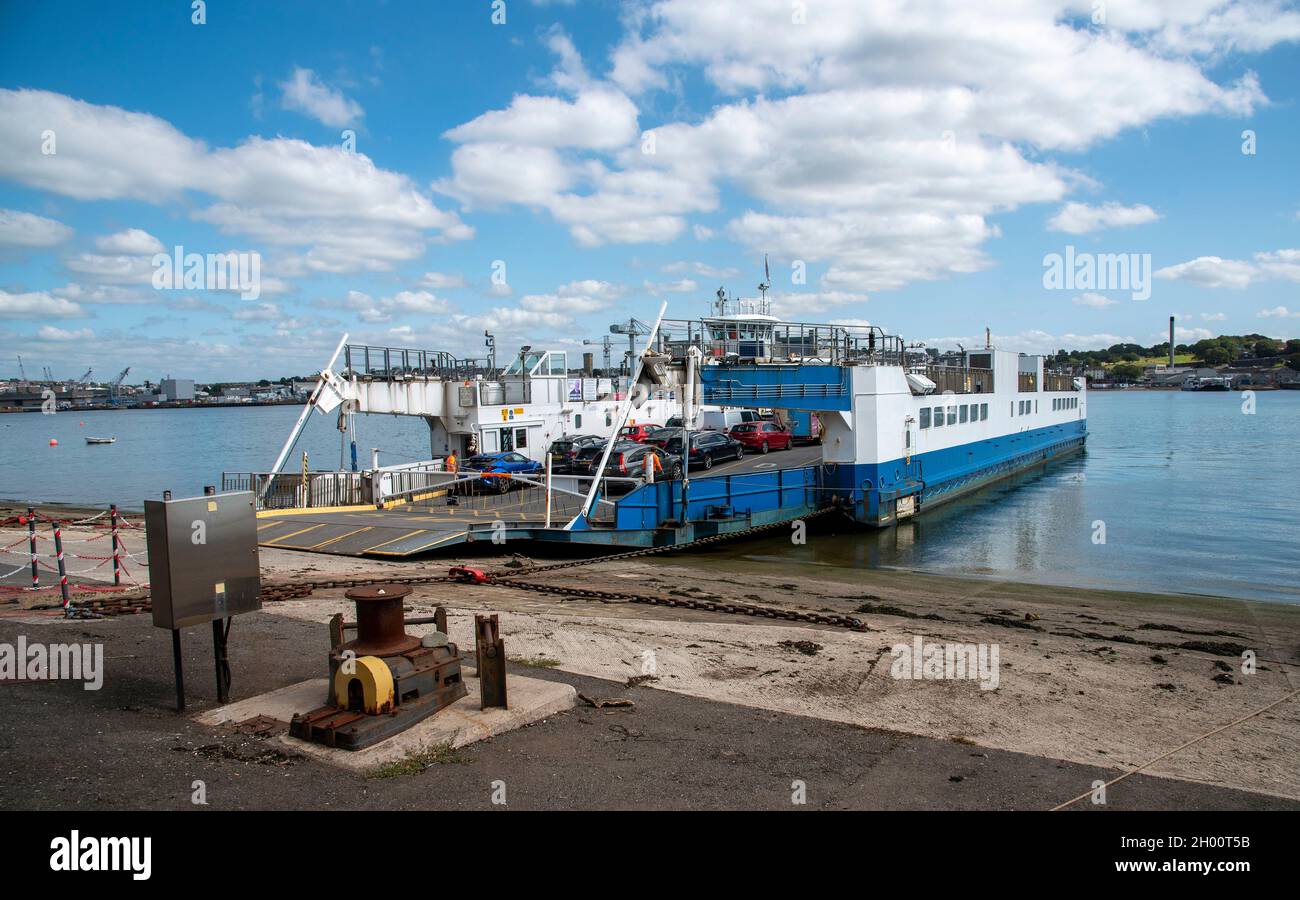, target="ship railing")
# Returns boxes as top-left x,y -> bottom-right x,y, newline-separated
1043,371 -> 1074,391
224,470 -> 370,510
342,344 -> 492,381
657,318 -> 907,366
920,365 -> 995,395
475,379 -> 532,406
391,470 -> 634,525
